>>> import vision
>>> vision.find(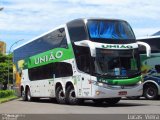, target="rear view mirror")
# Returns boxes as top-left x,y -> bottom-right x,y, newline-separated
137,41 -> 151,57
